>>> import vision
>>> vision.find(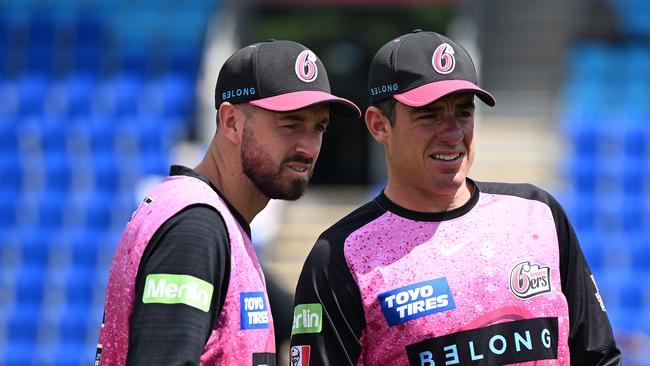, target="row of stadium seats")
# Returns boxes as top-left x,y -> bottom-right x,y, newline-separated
0,0 -> 216,363
0,73 -> 194,118
0,0 -> 215,77
560,36 -> 650,364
